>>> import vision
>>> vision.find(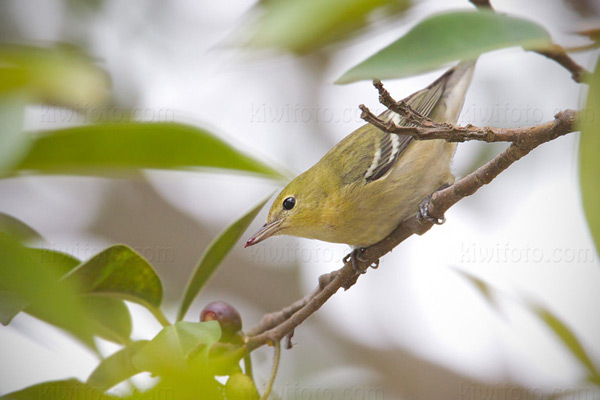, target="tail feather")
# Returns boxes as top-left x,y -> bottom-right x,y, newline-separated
429,59 -> 477,124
